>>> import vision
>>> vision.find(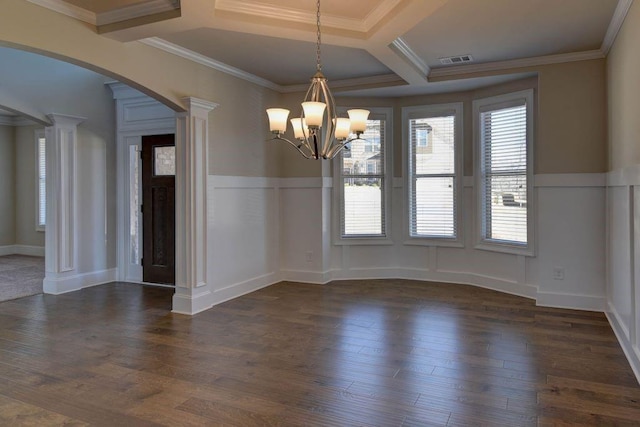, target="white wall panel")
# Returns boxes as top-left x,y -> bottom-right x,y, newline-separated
608,186 -> 633,335
536,187 -> 606,299
280,188 -> 324,272
208,186 -> 277,290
